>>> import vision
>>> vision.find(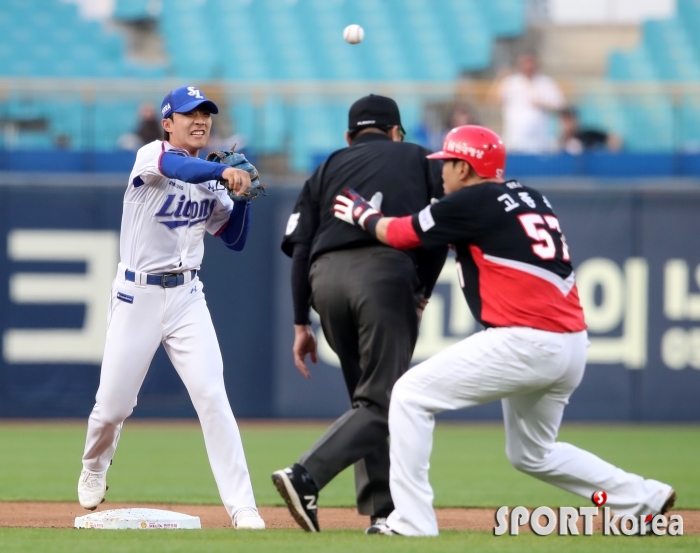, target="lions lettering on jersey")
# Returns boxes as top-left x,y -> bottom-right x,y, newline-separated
154,193 -> 217,229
